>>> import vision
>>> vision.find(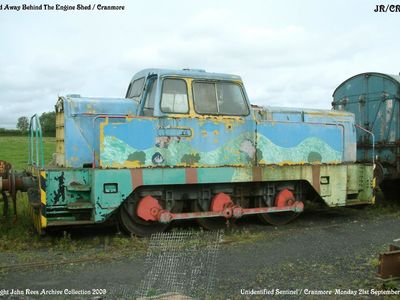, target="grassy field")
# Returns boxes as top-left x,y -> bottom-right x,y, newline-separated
0,136 -> 56,251
0,136 -> 56,170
